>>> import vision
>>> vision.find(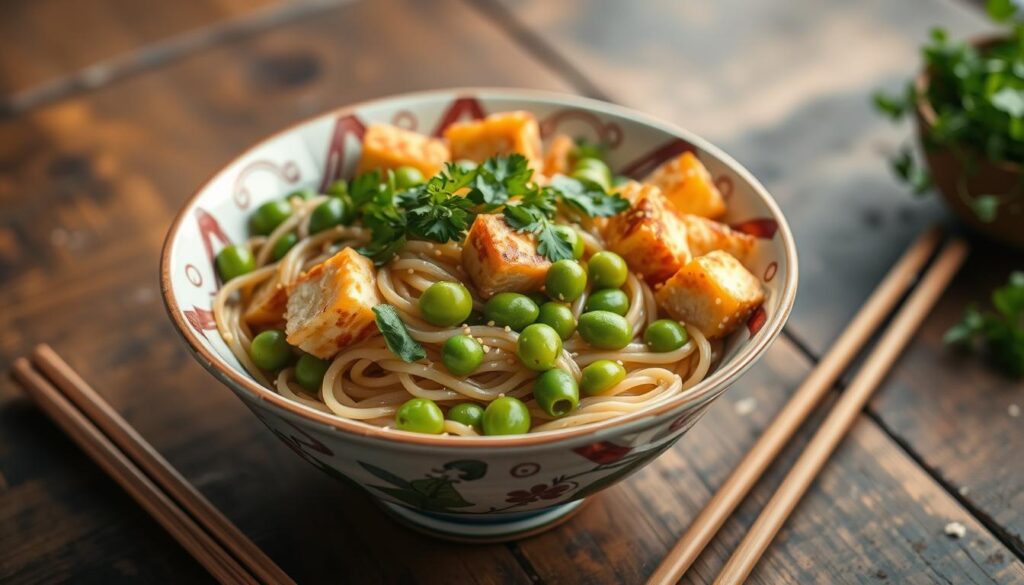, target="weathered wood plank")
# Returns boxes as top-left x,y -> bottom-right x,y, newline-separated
0,0 -> 281,96
514,342 -> 1024,584
870,240 -> 1024,558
